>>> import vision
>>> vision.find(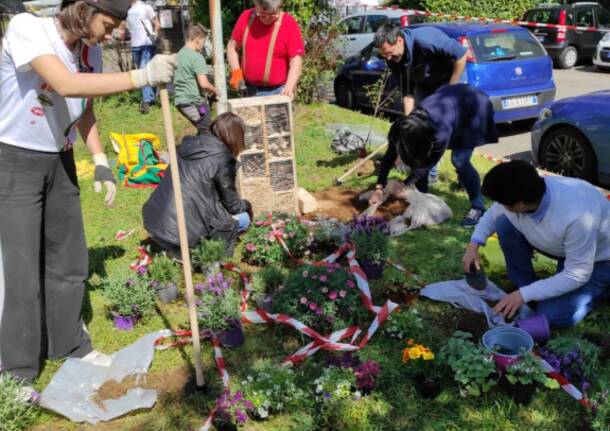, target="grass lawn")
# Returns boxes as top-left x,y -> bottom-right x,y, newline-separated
26,96 -> 610,431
